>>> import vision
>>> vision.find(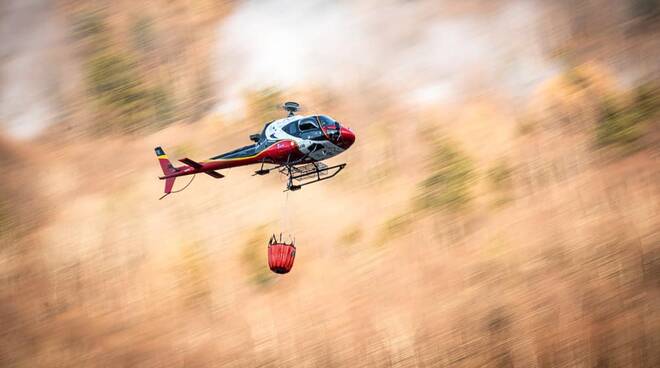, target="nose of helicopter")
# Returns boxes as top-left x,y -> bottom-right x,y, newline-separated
338,127 -> 355,149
